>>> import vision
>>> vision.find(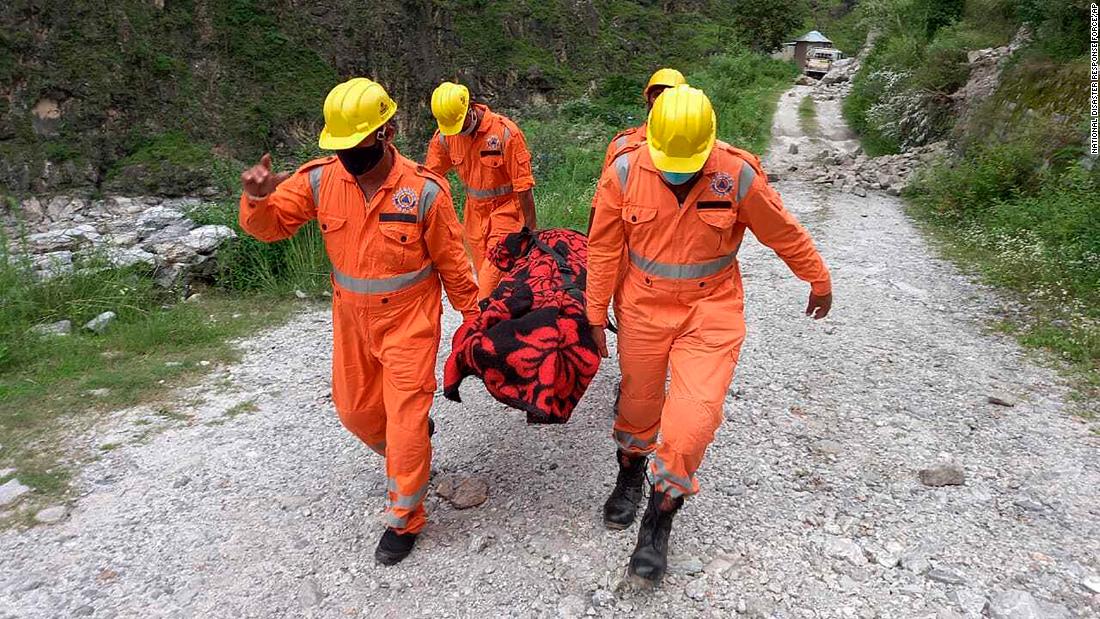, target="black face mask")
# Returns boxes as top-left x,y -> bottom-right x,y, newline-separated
337,141 -> 385,176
